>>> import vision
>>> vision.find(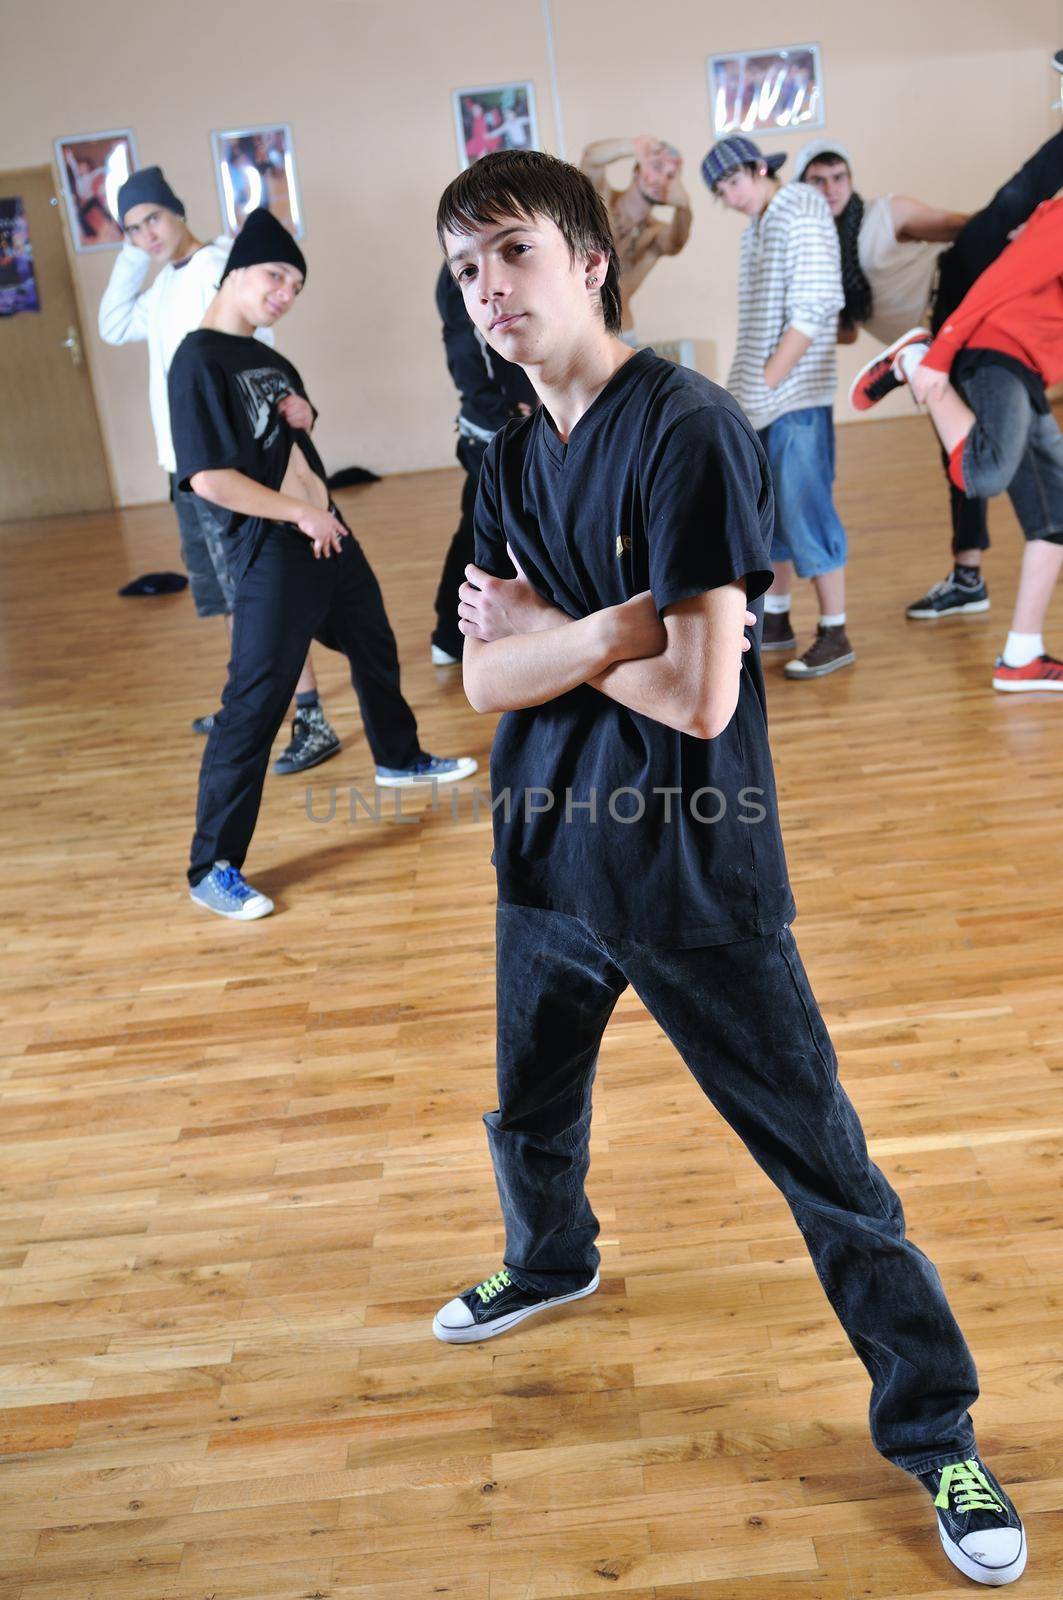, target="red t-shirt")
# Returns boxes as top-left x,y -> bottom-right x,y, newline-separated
924,199 -> 1063,387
